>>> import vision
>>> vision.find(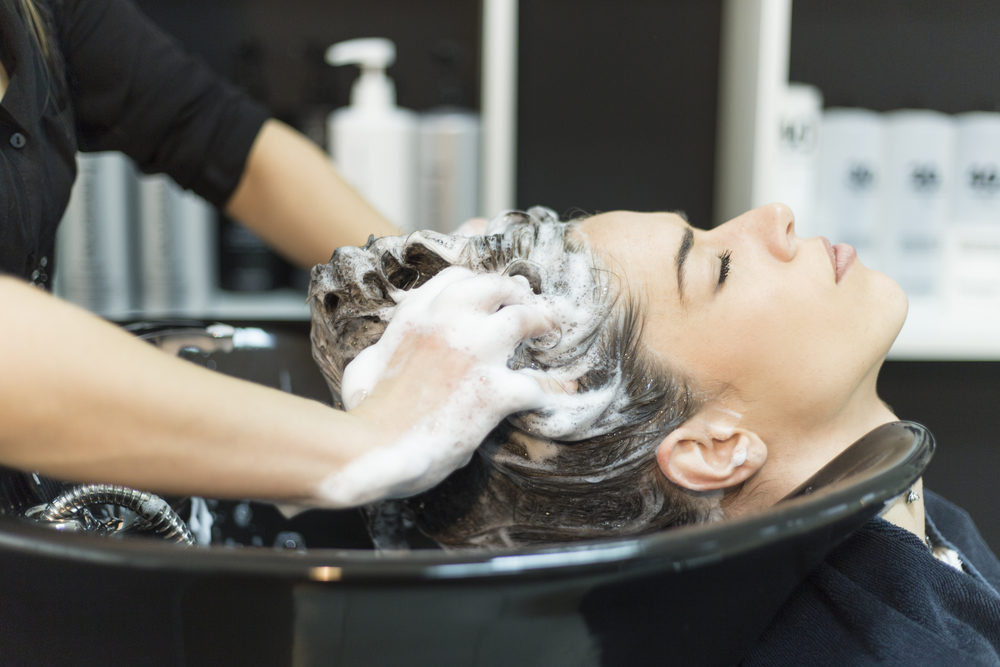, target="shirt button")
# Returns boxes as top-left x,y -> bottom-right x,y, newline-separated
10,132 -> 26,149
